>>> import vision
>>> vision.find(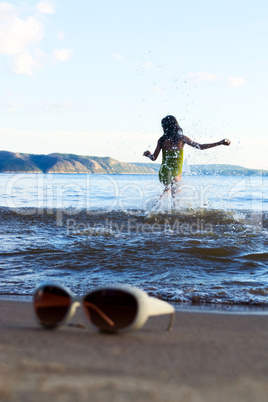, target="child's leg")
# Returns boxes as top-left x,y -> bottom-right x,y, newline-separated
171,175 -> 182,198
159,186 -> 171,200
